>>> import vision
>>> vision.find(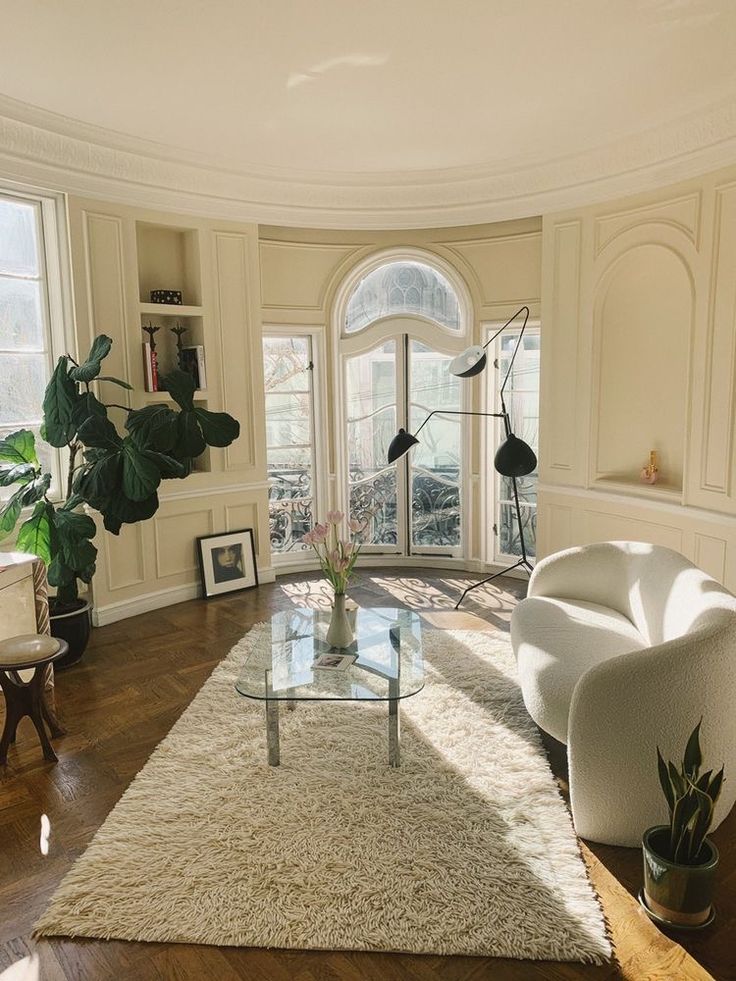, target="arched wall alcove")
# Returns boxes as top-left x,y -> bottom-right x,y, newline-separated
592,242 -> 694,493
